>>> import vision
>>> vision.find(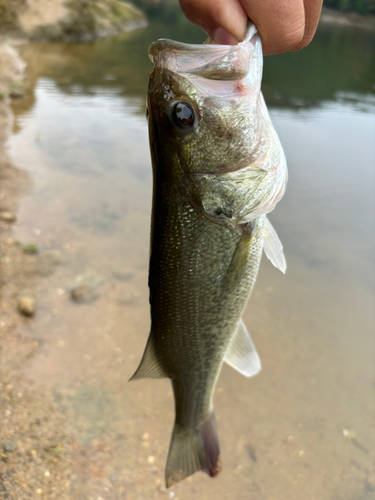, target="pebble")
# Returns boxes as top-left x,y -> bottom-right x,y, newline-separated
0,211 -> 16,223
18,296 -> 36,317
147,455 -> 156,464
70,270 -> 103,290
9,88 -> 25,99
70,270 -> 103,303
3,441 -> 16,452
70,284 -> 95,303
